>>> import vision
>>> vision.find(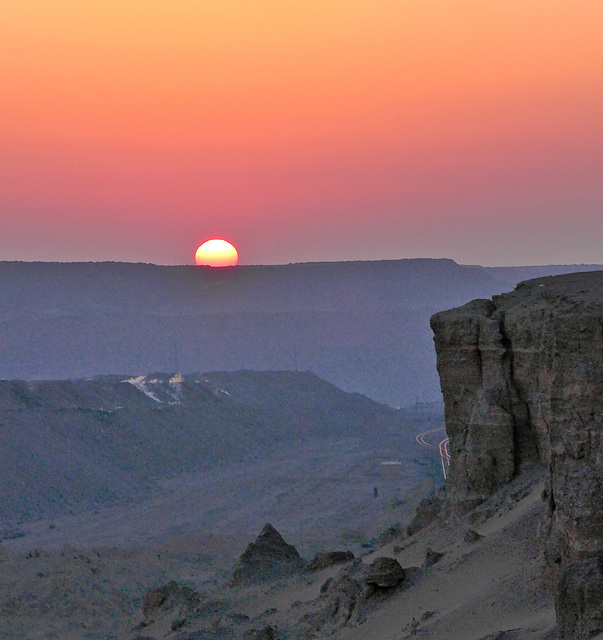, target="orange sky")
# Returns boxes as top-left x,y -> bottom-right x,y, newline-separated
1,1 -> 602,265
